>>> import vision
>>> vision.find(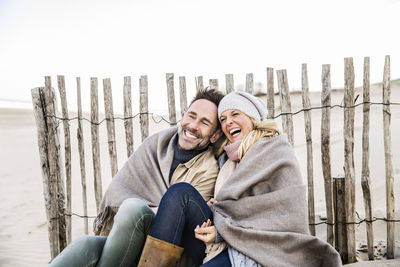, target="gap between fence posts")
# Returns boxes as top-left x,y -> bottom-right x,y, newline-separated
123,76 -> 134,158
301,63 -> 315,236
382,55 -> 395,259
57,75 -> 72,244
140,75 -> 149,140
321,64 -> 334,246
344,57 -> 356,263
77,77 -> 88,234
361,56 -> 374,260
90,77 -> 103,211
